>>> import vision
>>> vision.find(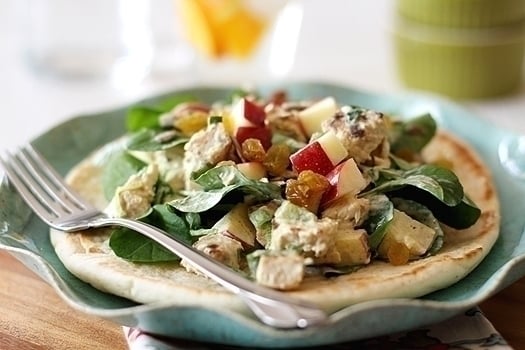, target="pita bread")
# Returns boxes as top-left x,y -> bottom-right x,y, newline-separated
50,131 -> 500,314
